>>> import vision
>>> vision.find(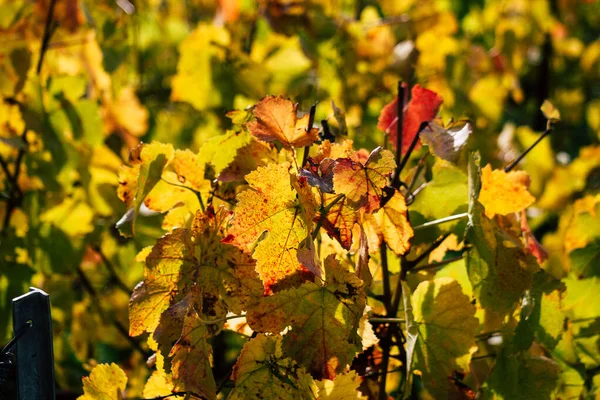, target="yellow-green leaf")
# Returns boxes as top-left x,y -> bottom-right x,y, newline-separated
411,278 -> 478,398
78,363 -> 127,400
